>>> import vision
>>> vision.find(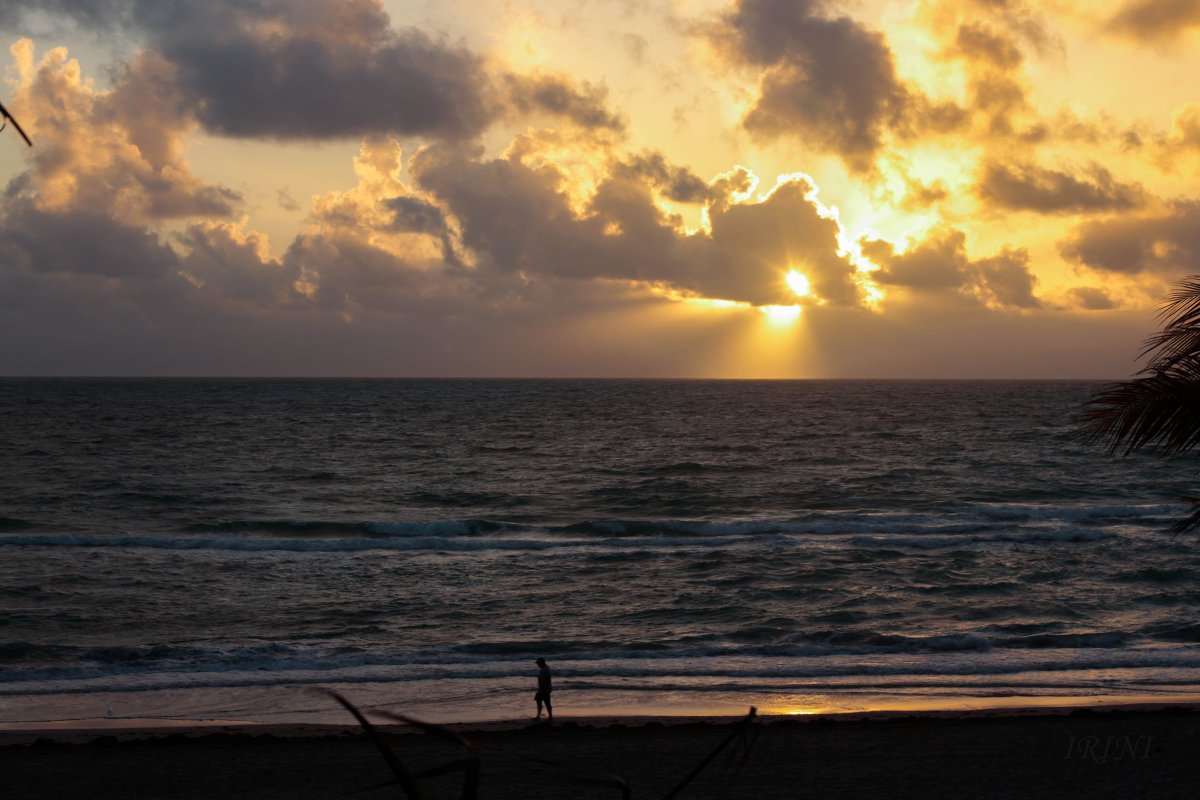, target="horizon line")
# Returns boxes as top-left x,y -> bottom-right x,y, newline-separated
0,375 -> 1127,382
